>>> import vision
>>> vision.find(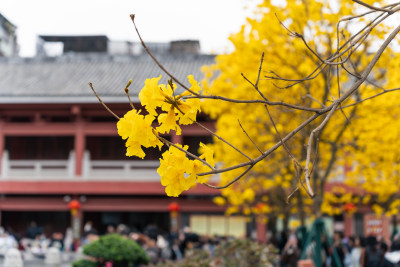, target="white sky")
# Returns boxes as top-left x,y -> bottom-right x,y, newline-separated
0,0 -> 261,57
